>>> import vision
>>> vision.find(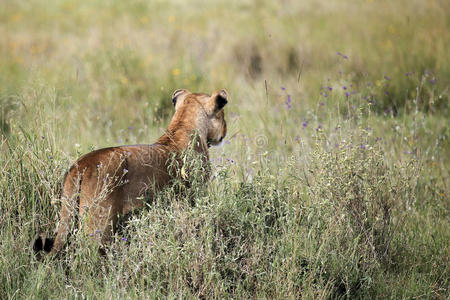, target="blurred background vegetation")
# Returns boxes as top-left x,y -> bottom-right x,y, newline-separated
0,0 -> 448,298
1,0 -> 448,146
